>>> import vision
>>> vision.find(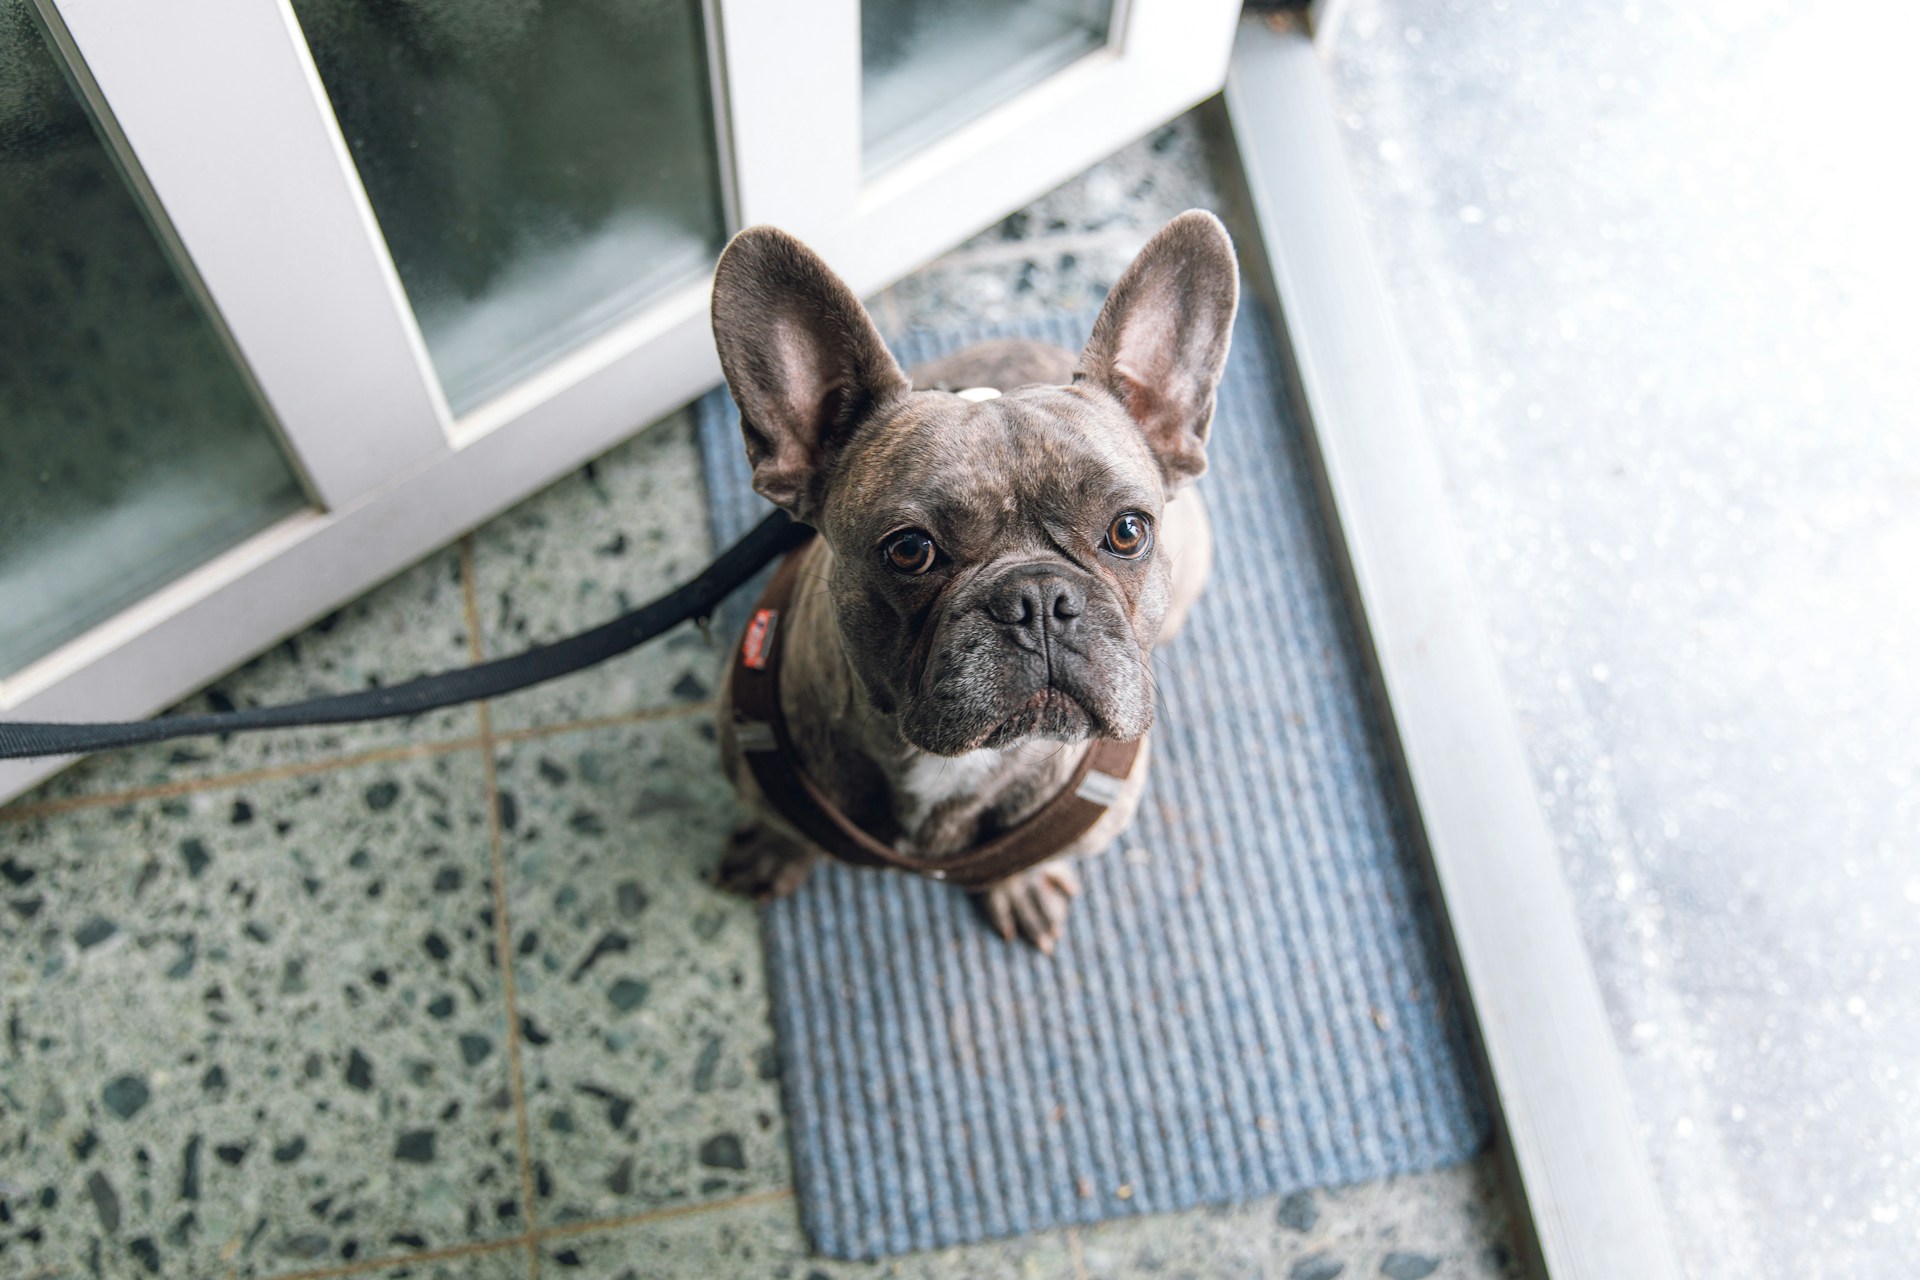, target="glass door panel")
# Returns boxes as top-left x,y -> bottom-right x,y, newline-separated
291,0 -> 727,414
863,0 -> 1114,171
0,1 -> 306,679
